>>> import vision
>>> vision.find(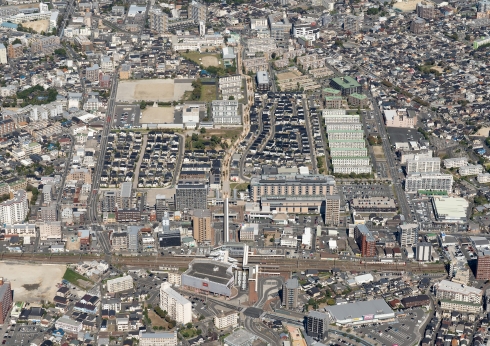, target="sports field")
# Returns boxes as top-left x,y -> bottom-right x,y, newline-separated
116,79 -> 193,102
